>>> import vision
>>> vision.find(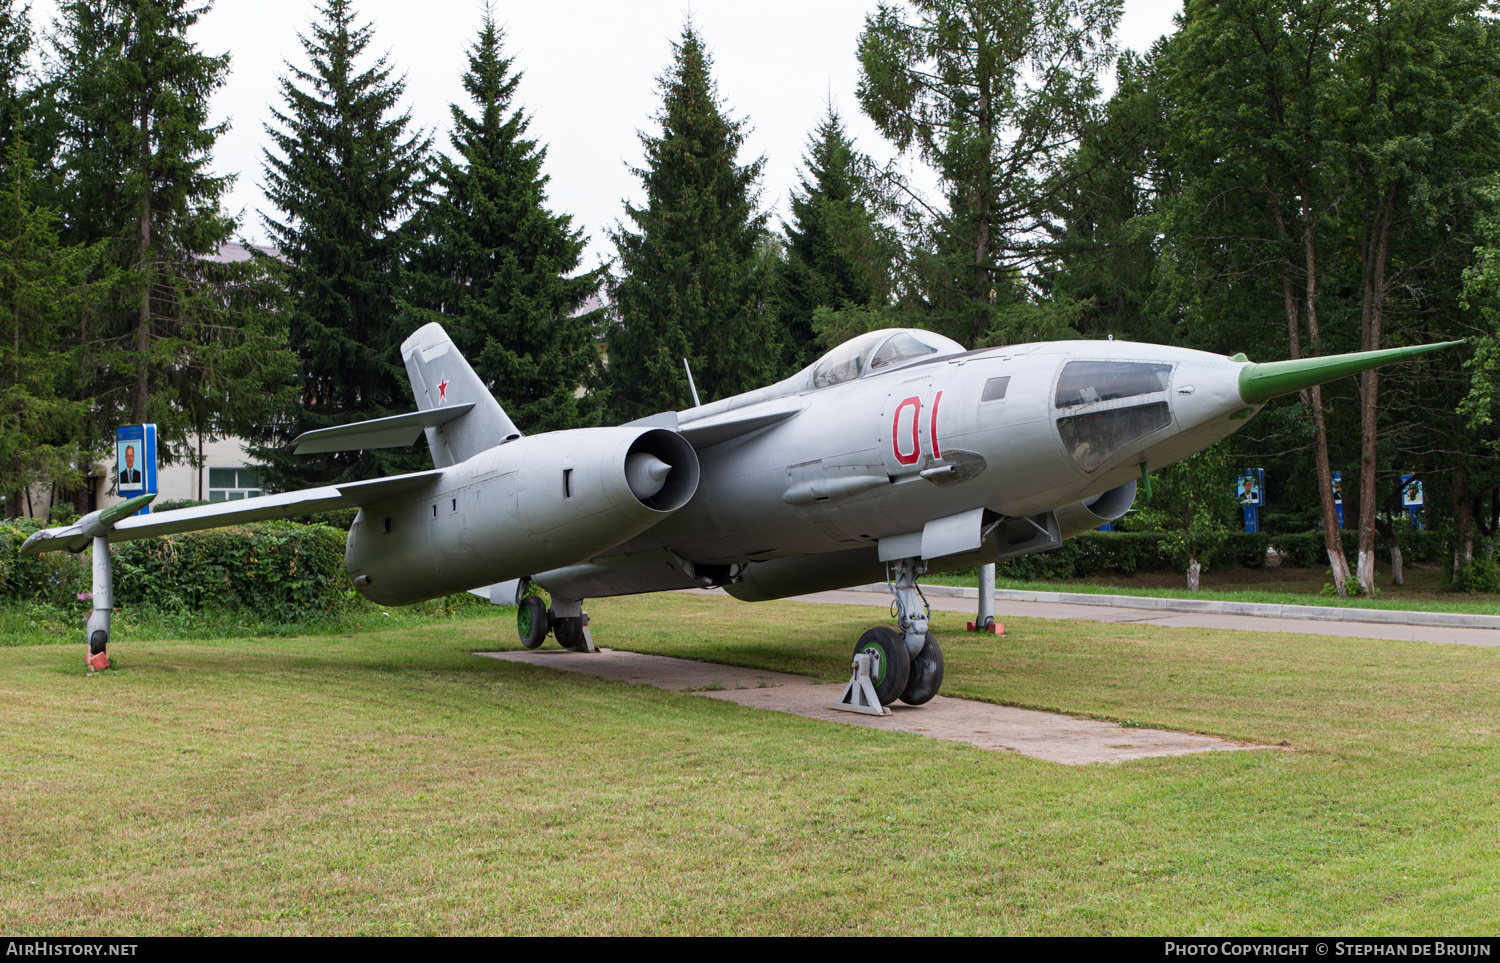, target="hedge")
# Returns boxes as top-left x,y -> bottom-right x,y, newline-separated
2,520 -> 354,622
986,527 -> 1448,580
